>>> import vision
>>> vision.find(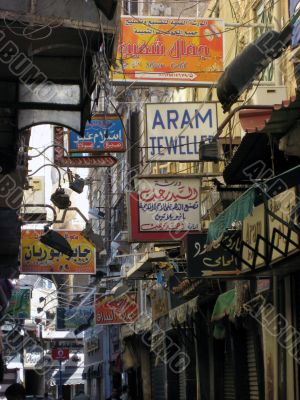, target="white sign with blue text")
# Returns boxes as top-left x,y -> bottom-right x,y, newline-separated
146,102 -> 218,162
